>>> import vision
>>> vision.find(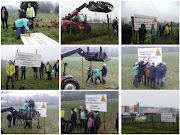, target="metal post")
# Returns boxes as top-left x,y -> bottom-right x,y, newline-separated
36,49 -> 38,79
44,117 -> 45,134
16,49 -> 19,81
82,56 -> 84,83
104,112 -> 105,132
107,14 -> 110,40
